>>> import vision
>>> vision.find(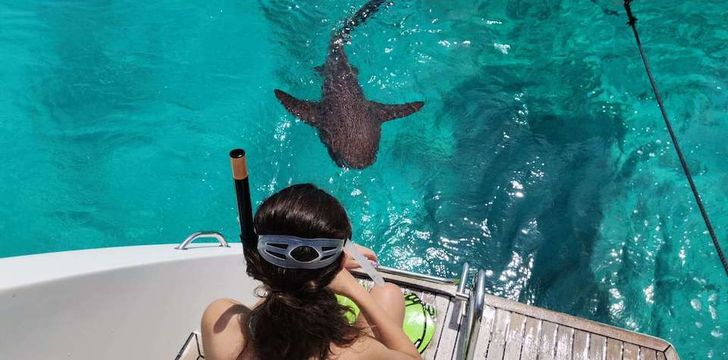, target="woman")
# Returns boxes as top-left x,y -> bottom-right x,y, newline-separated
201,184 -> 421,360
